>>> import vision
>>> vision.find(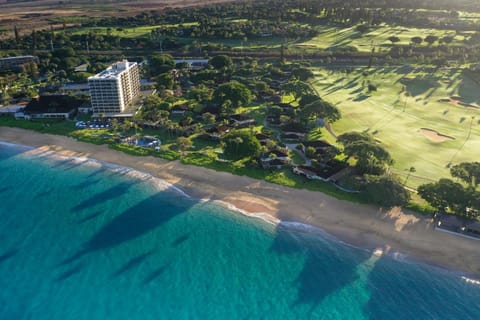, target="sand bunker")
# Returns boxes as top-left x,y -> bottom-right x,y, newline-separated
419,128 -> 455,142
438,97 -> 480,109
